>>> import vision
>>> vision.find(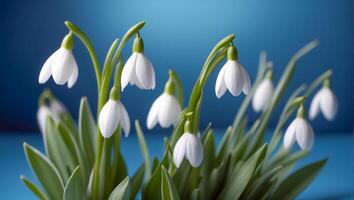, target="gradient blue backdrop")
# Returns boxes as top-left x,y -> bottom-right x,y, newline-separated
0,0 -> 352,133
